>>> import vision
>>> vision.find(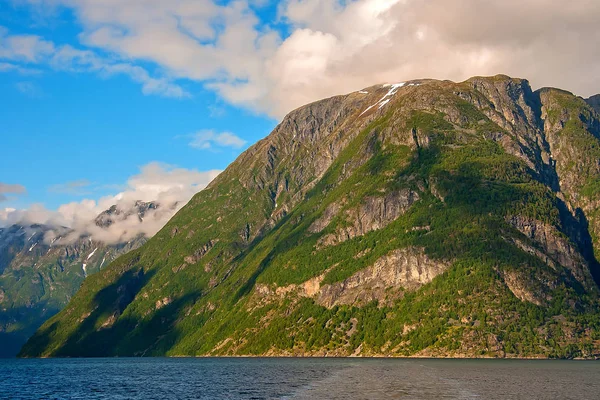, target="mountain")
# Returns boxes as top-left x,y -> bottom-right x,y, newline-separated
21,75 -> 600,359
0,201 -> 156,357
94,200 -> 159,228
587,94 -> 600,114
